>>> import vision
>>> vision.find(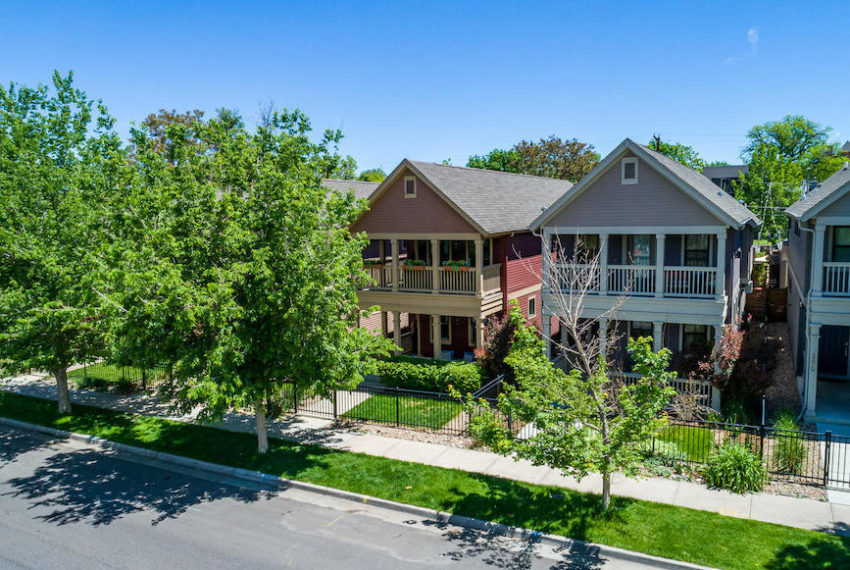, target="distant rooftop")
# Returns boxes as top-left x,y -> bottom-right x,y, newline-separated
702,164 -> 749,179
321,178 -> 380,201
